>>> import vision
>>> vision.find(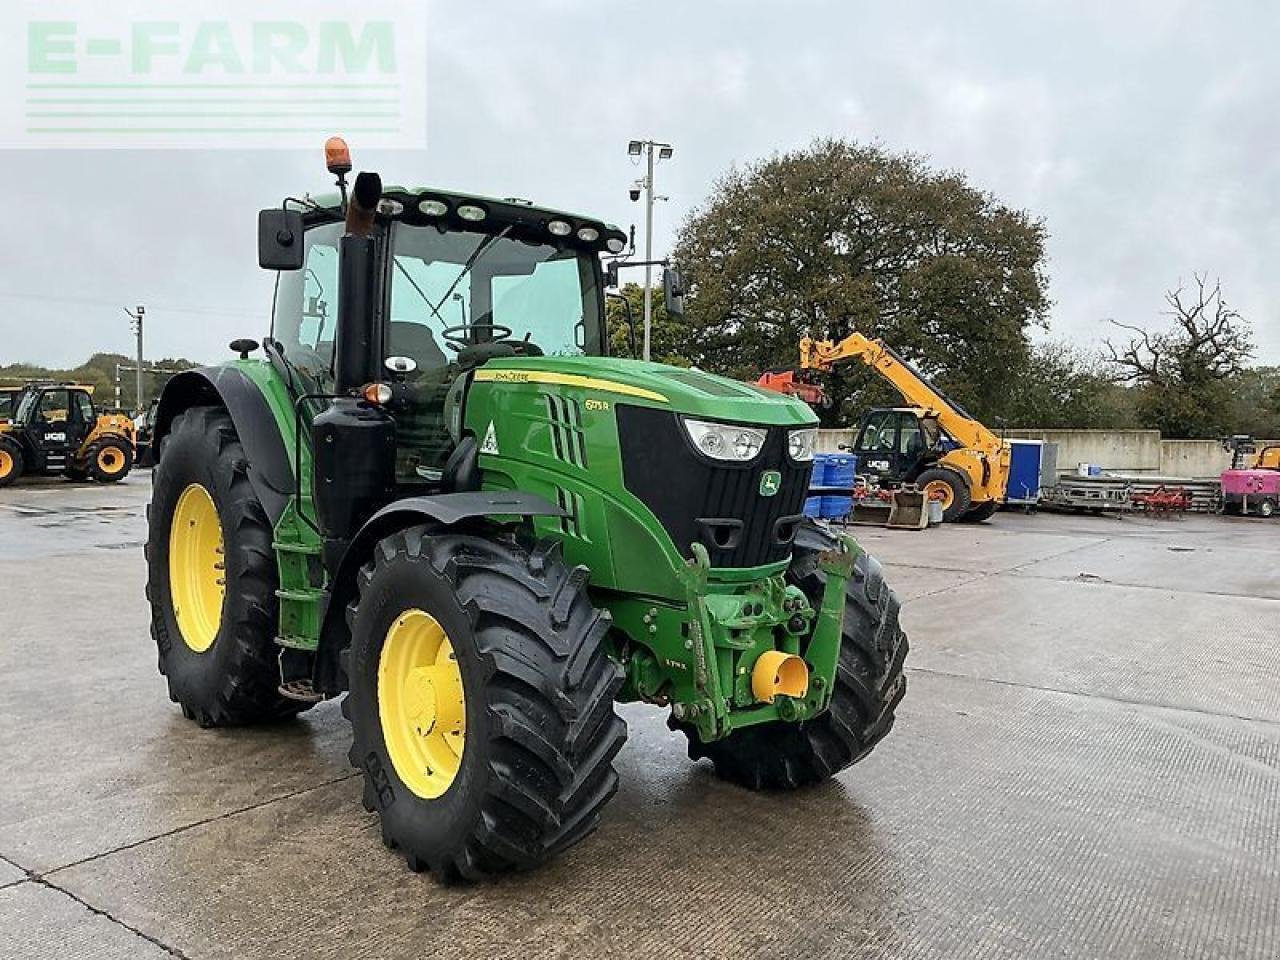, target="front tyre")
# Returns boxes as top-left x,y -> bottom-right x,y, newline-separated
343,529 -> 627,883
145,407 -> 307,727
88,437 -> 133,483
678,521 -> 907,790
918,467 -> 972,522
0,438 -> 22,488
